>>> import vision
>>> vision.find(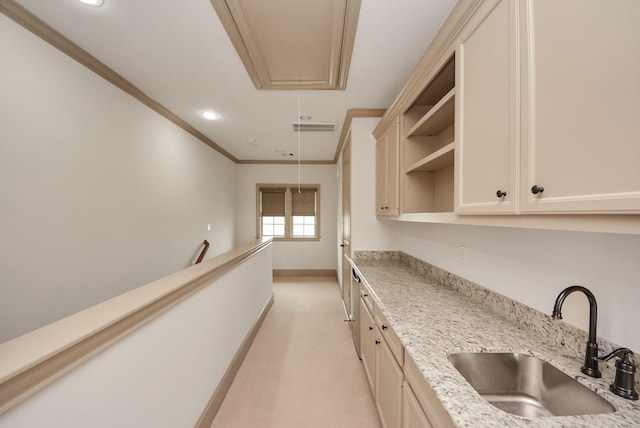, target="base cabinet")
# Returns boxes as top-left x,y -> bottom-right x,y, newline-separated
359,298 -> 376,392
404,353 -> 455,428
376,334 -> 403,428
402,382 -> 433,428
360,282 -> 454,428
